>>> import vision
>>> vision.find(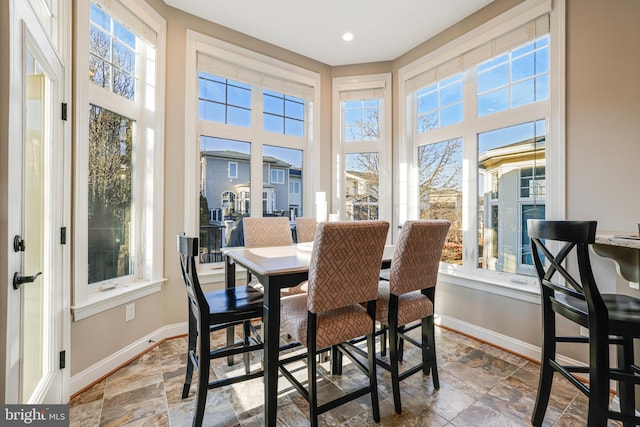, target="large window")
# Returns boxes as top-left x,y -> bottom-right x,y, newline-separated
401,6 -> 558,289
478,120 -> 546,275
74,0 -> 165,318
333,74 -> 392,225
188,33 -> 320,269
